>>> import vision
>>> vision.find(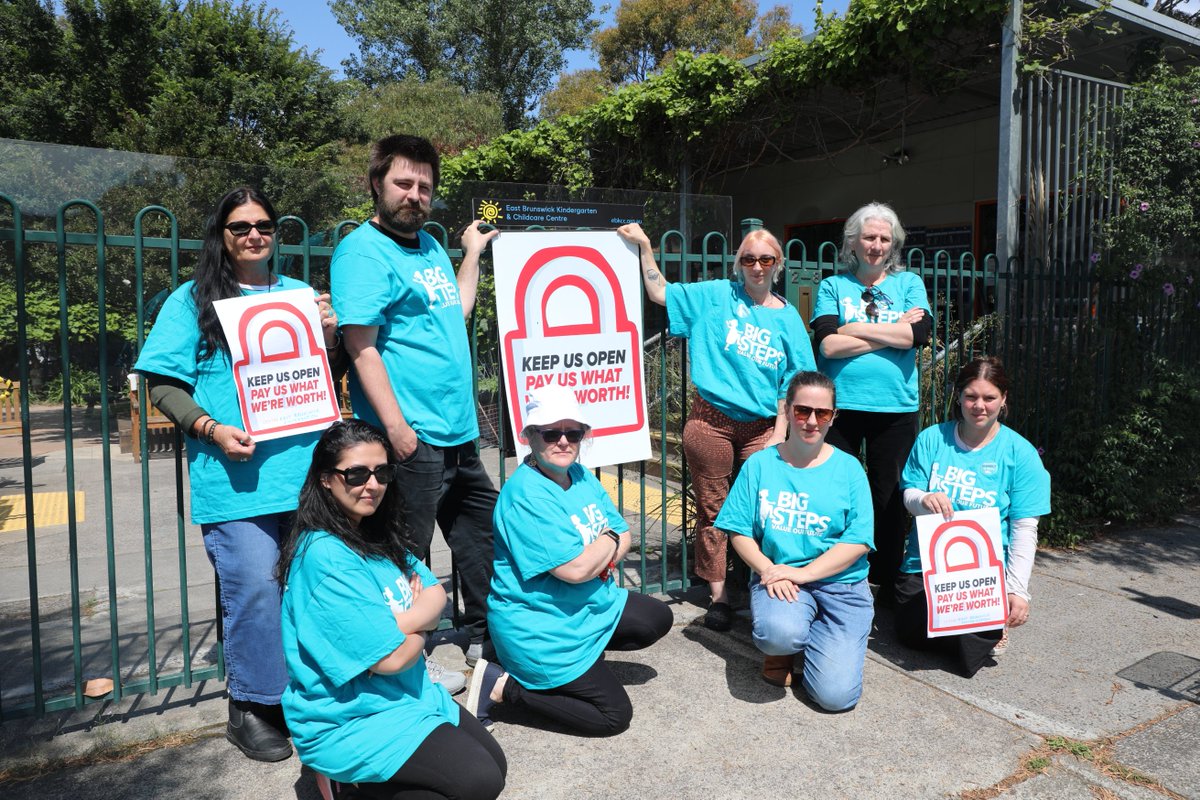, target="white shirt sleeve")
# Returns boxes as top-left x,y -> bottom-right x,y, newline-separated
1005,516 -> 1040,601
903,487 -> 931,517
